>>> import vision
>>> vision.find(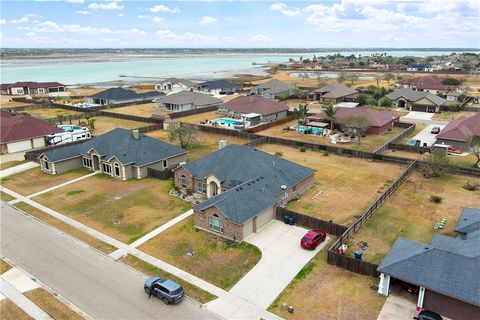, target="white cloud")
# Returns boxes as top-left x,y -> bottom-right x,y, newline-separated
155,29 -> 232,44
30,20 -> 146,37
249,34 -> 272,43
137,15 -> 149,19
76,10 -> 92,15
66,0 -> 85,3
118,13 -> 124,17
156,29 -> 177,39
152,16 -> 165,24
88,1 -> 124,10
34,21 -> 64,32
199,16 -> 217,26
270,2 -> 301,17
10,14 -> 36,24
149,4 -> 179,13
0,19 -> 6,25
